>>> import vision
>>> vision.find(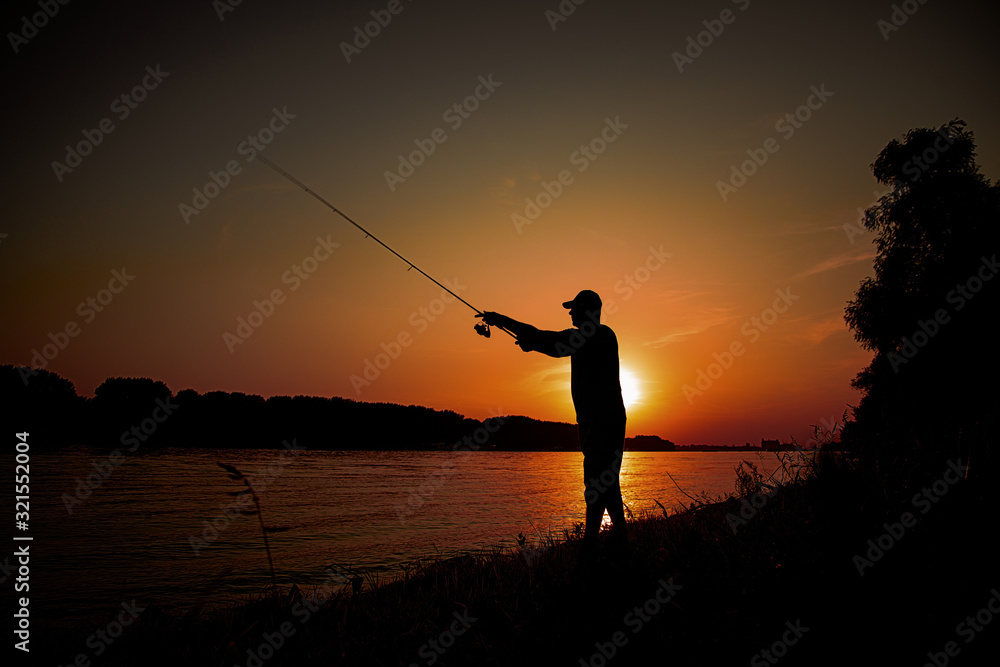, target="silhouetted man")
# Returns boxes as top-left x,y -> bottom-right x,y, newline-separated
478,290 -> 628,550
